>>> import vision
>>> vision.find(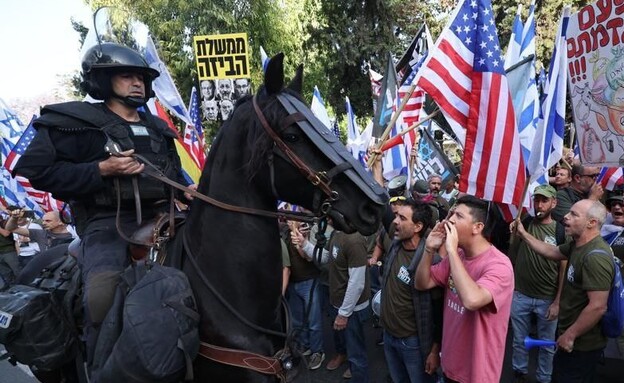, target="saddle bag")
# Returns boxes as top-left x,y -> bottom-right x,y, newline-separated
91,261 -> 200,383
0,284 -> 78,370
